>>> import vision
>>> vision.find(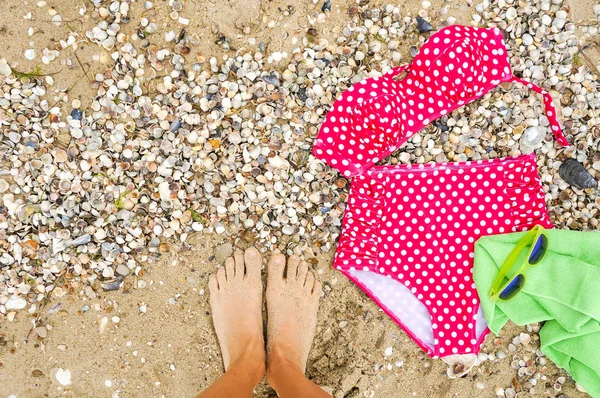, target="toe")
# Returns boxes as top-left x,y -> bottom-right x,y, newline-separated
244,247 -> 262,280
311,279 -> 322,297
225,257 -> 235,281
268,253 -> 286,281
297,261 -> 309,284
287,255 -> 300,281
217,267 -> 227,286
209,274 -> 219,292
304,271 -> 315,292
234,249 -> 245,278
